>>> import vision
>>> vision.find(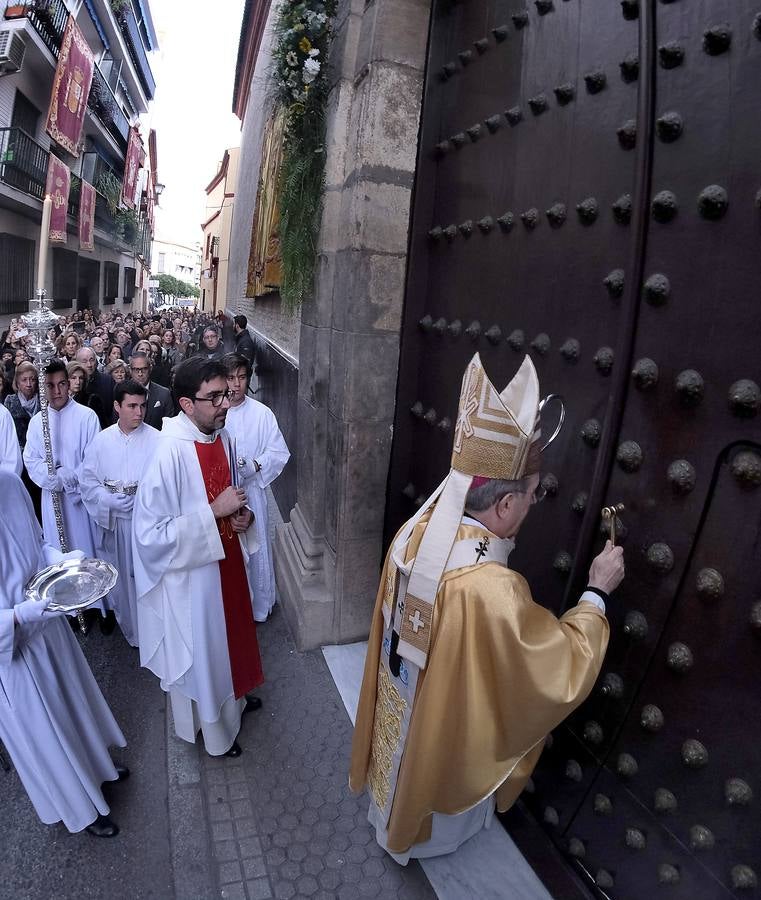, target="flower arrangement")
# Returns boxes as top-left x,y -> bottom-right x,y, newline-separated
271,0 -> 336,310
